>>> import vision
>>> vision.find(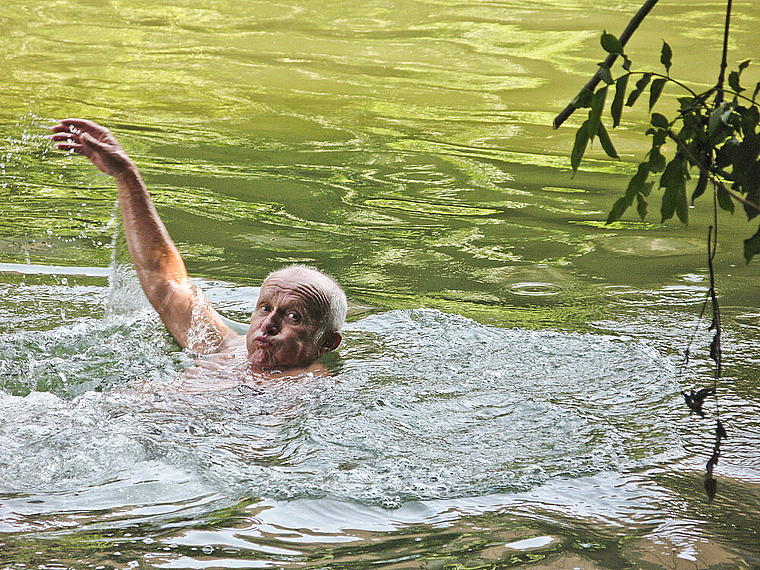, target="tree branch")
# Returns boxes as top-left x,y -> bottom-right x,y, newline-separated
553,0 -> 661,130
715,0 -> 733,104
